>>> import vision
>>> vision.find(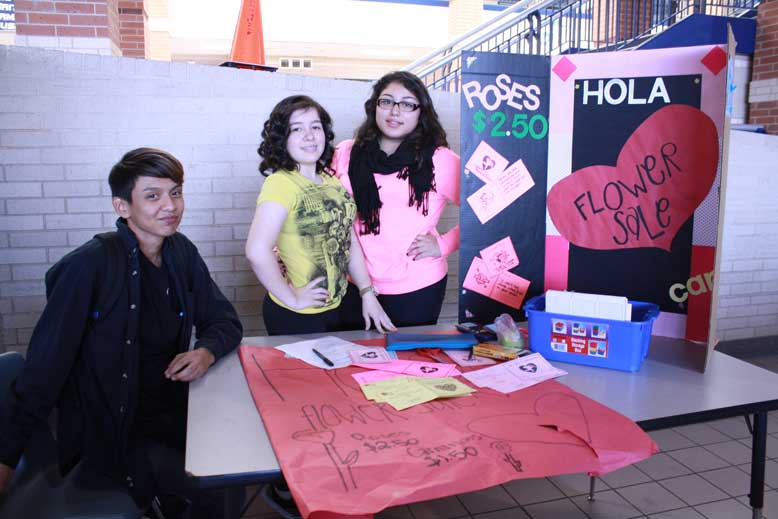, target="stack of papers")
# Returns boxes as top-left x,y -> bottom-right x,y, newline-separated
275,336 -> 396,370
462,353 -> 567,394
545,290 -> 632,321
361,376 -> 475,411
